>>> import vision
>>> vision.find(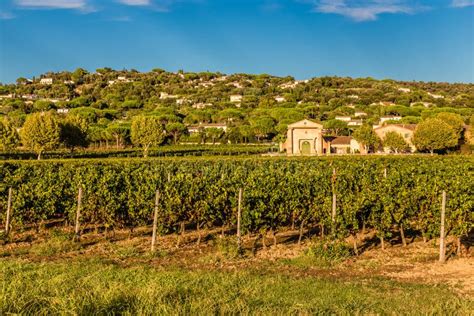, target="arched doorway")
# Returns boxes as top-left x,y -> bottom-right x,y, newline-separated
300,141 -> 311,155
